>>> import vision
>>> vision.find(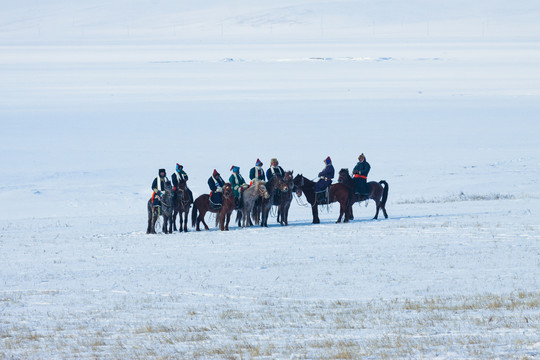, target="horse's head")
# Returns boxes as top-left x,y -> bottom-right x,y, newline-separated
222,183 -> 233,198
255,181 -> 270,199
177,179 -> 187,191
274,175 -> 289,192
293,174 -> 304,197
338,168 -> 350,183
164,181 -> 173,192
